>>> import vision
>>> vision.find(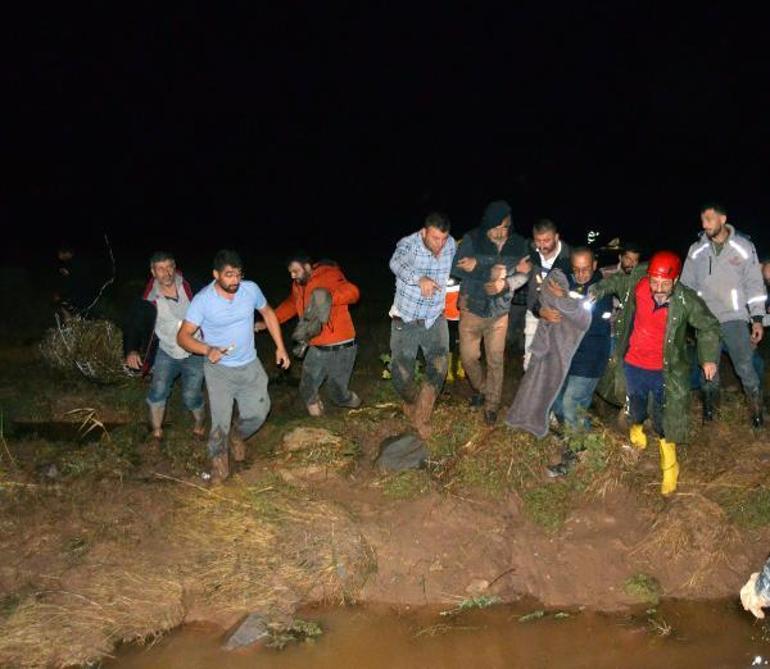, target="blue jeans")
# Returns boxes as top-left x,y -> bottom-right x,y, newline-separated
624,362 -> 664,436
552,375 -> 600,430
147,348 -> 205,411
